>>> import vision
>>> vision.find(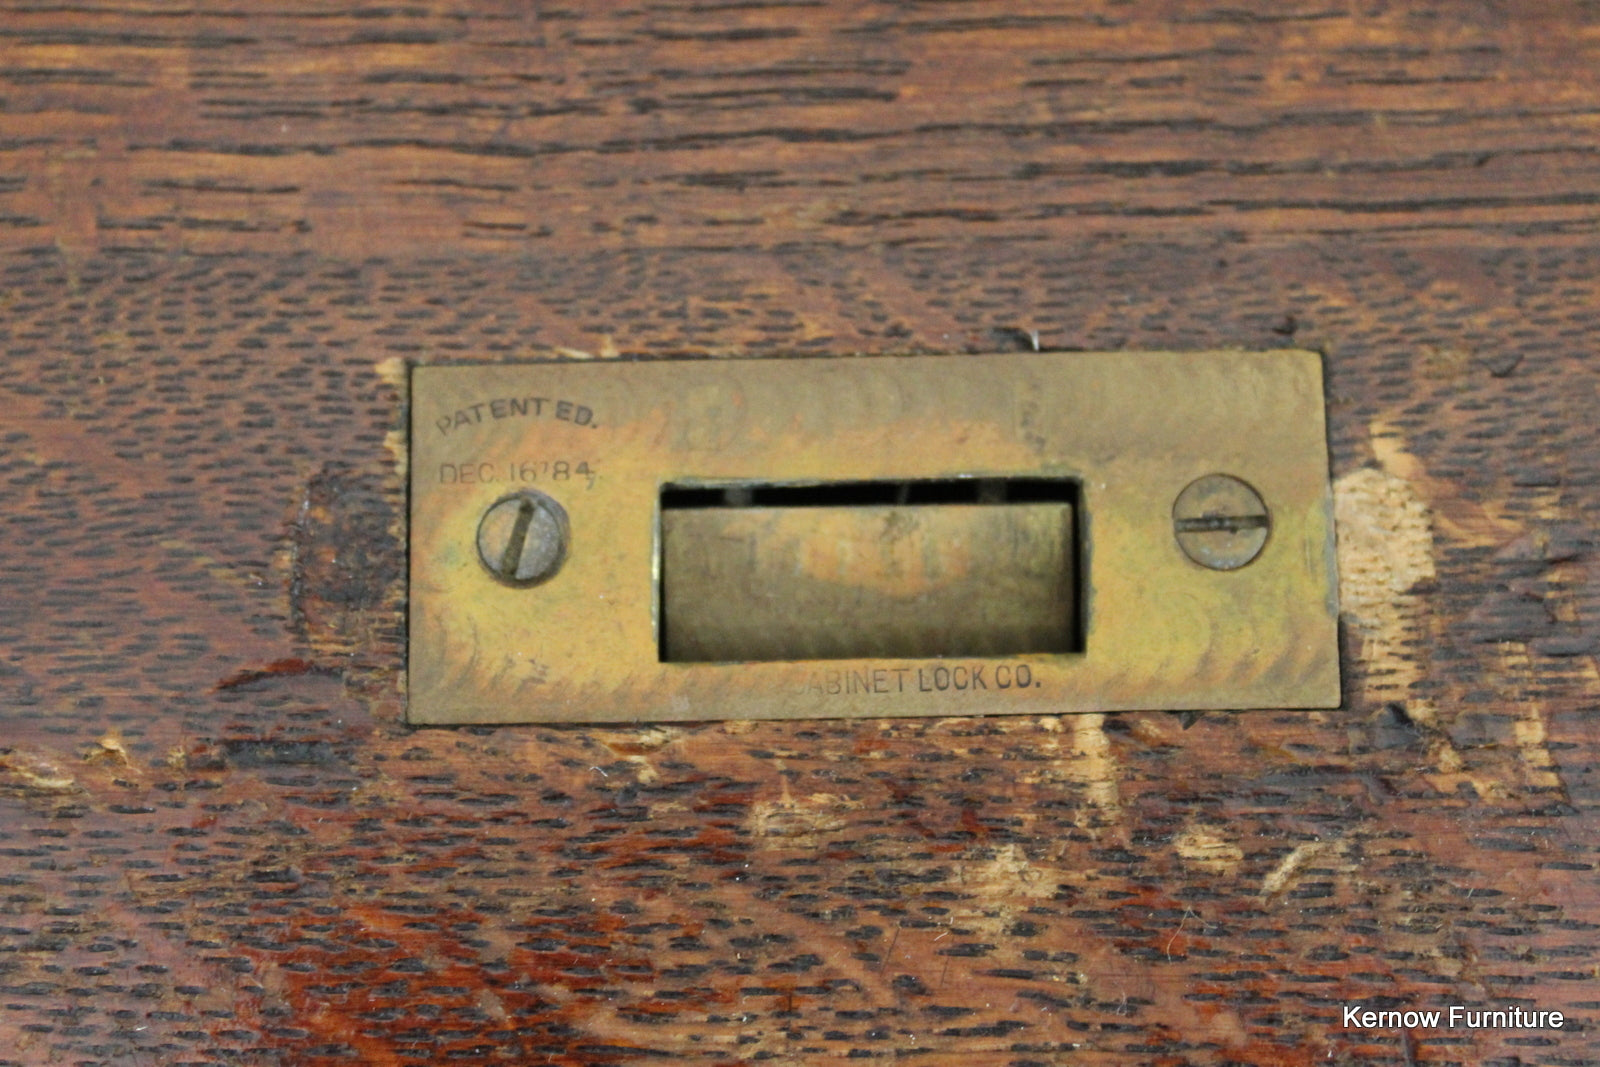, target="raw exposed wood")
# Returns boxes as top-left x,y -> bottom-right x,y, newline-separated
2,3 -> 1599,1065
